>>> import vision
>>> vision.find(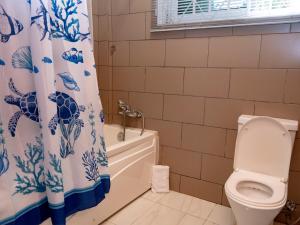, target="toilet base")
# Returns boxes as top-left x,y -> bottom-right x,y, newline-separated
228,197 -> 284,225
